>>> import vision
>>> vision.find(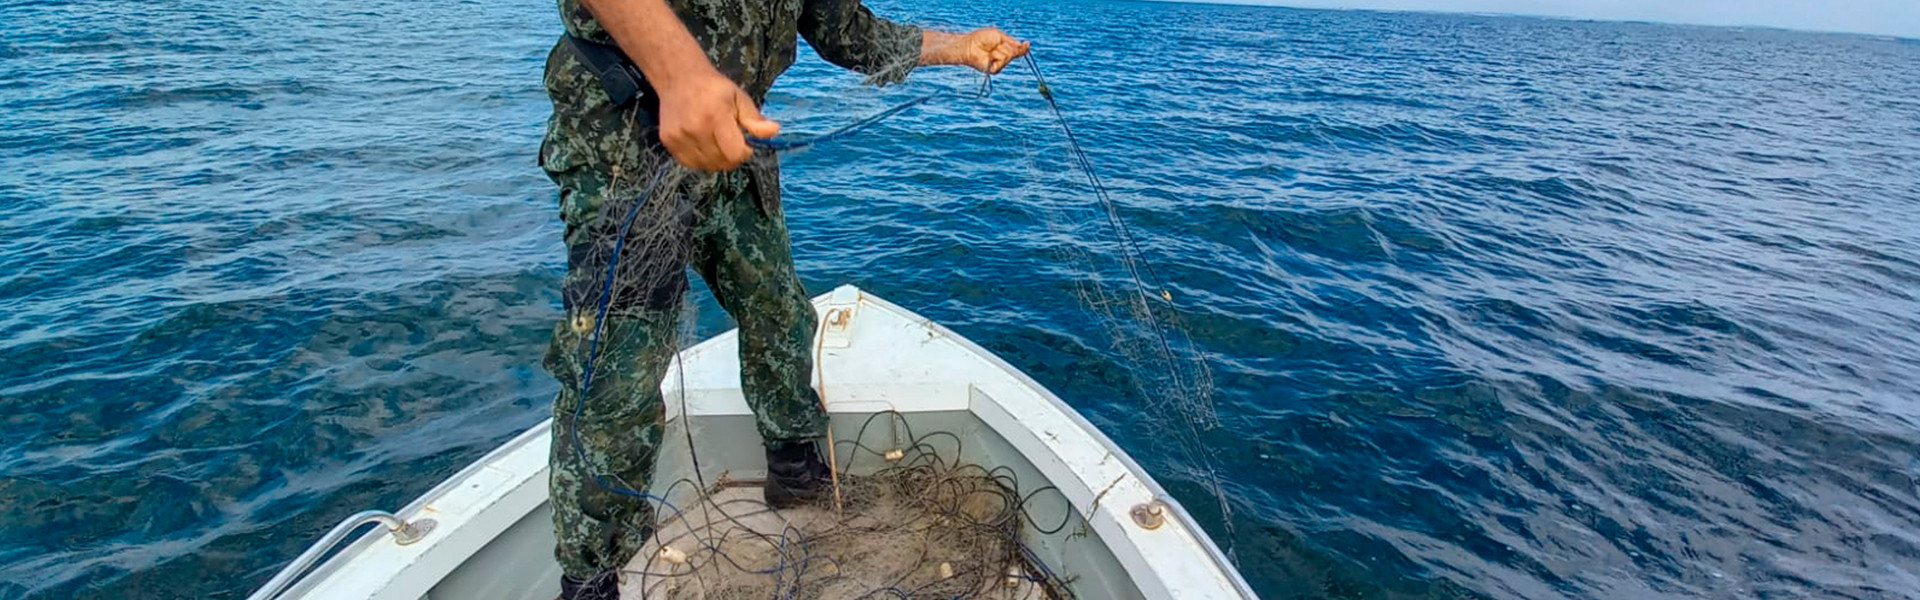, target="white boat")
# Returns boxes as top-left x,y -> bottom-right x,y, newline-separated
250,285 -> 1256,600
